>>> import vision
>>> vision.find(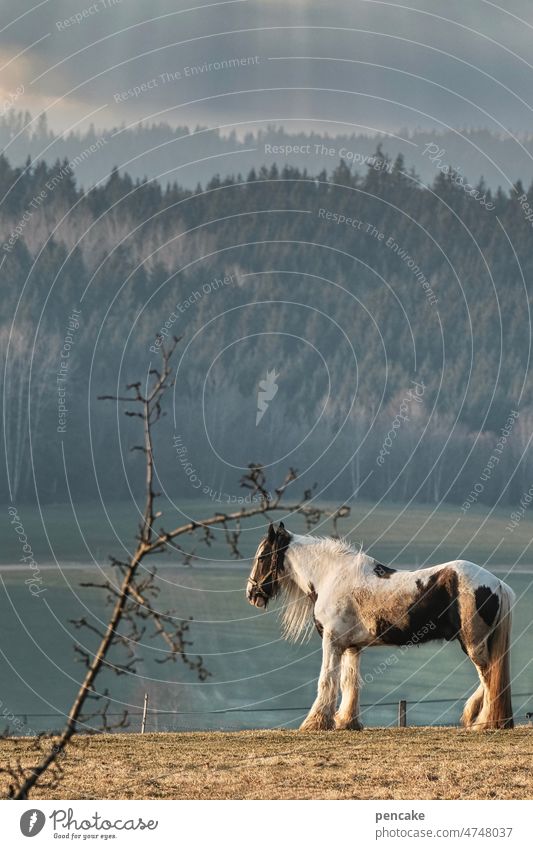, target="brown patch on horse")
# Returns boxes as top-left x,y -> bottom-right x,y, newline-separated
474,585 -> 500,626
372,566 -> 462,646
373,616 -> 402,642
373,563 -> 396,578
